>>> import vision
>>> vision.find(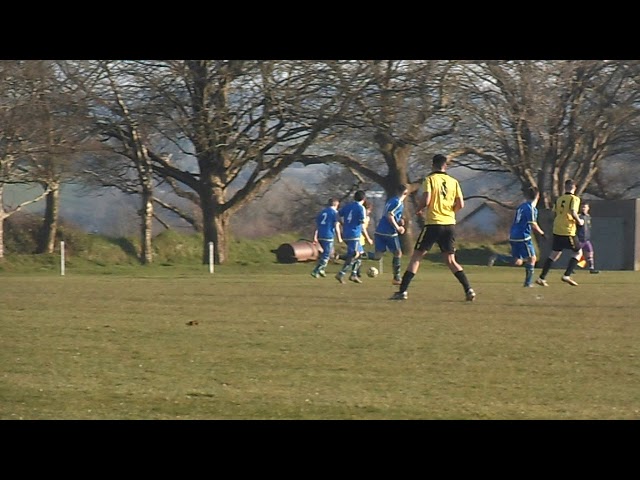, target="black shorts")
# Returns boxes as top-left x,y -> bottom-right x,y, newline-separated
552,234 -> 581,252
414,224 -> 456,253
